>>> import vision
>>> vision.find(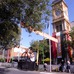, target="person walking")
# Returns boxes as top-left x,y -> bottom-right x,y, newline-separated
59,60 -> 66,72
66,60 -> 70,73
29,49 -> 35,70
44,63 -> 47,71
